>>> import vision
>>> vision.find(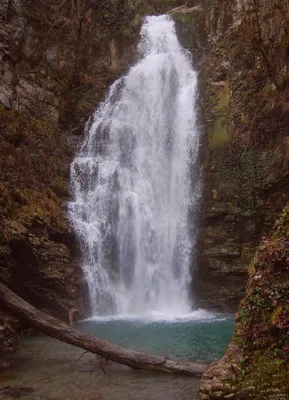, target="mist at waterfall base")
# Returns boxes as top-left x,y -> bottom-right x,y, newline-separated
70,15 -> 234,360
